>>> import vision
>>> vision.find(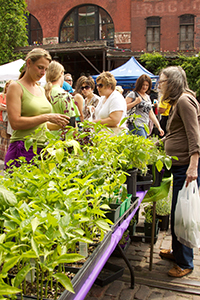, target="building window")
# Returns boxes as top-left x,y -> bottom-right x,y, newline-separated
179,14 -> 194,50
27,14 -> 43,45
146,17 -> 160,52
59,5 -> 114,46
